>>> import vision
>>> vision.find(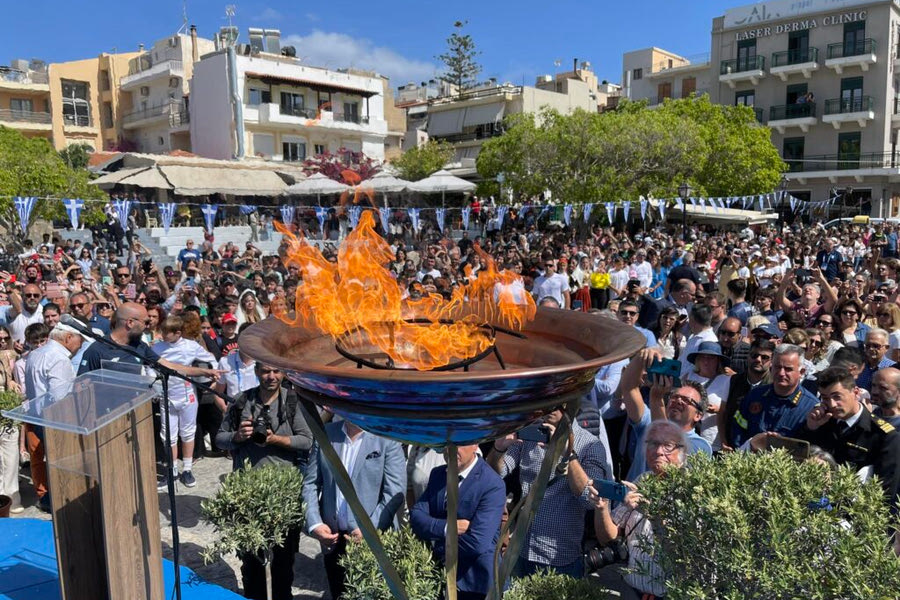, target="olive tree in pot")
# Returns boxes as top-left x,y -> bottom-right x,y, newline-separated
201,462 -> 305,600
505,569 -> 613,600
637,450 -> 900,600
0,389 -> 23,517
